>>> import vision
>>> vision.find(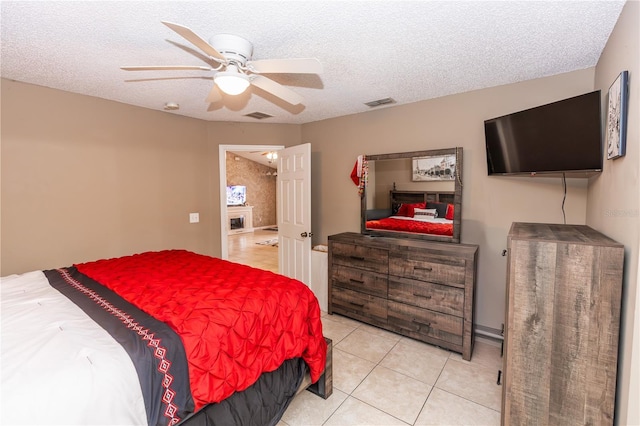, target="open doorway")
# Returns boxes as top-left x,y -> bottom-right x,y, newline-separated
218,144 -> 284,268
